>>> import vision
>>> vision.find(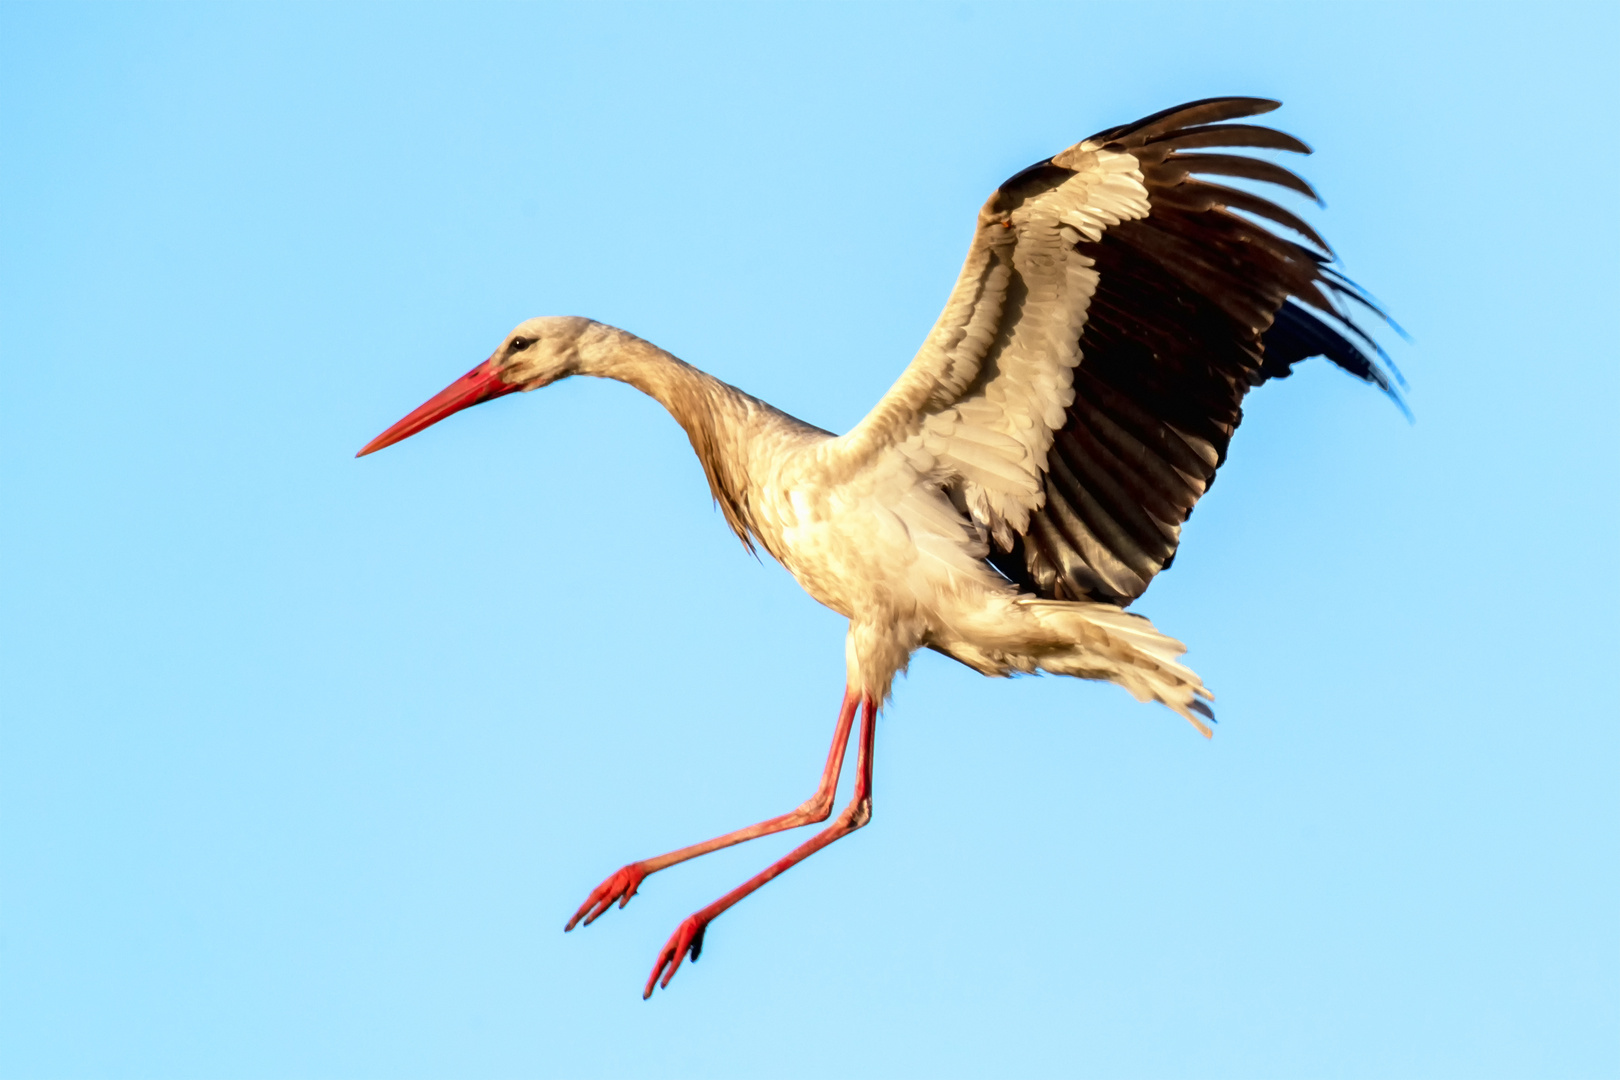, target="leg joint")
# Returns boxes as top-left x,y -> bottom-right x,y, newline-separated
794,790 -> 836,823
841,796 -> 872,831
